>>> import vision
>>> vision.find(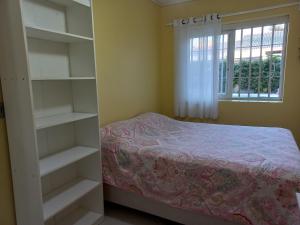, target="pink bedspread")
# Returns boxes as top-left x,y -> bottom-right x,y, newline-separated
101,113 -> 300,225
